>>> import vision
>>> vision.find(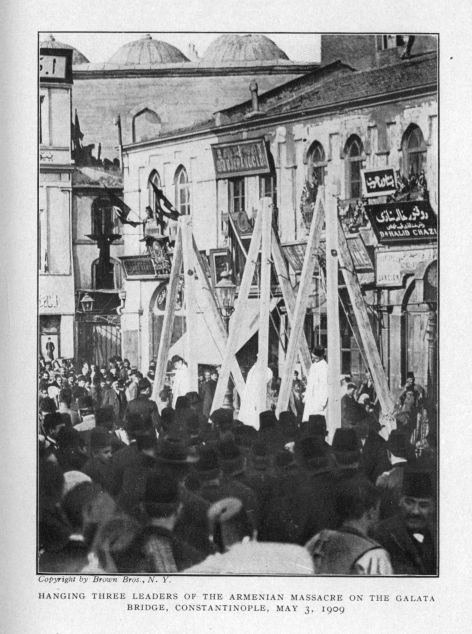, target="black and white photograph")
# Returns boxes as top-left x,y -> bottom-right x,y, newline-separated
37,29 -> 439,578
